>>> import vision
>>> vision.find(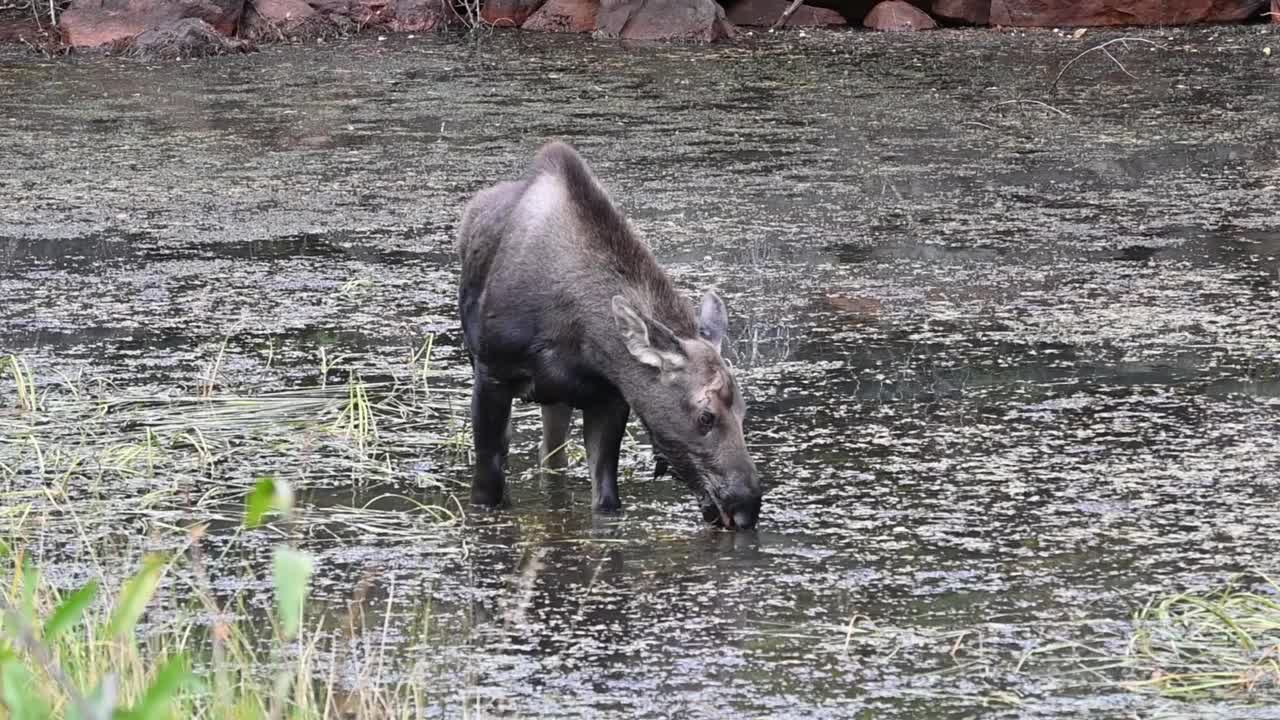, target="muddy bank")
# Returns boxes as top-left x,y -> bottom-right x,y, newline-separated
1,0 -> 1277,54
